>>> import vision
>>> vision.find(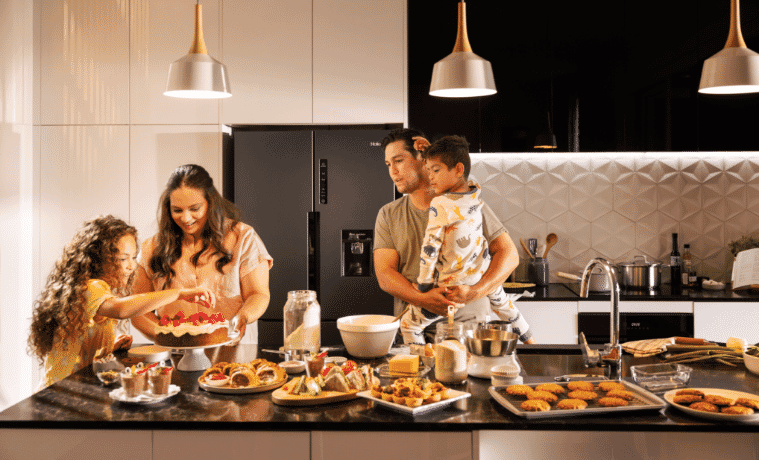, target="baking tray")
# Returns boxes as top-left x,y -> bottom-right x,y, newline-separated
489,379 -> 666,419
